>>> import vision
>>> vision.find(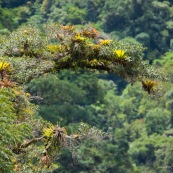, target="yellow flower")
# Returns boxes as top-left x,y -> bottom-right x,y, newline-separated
72,34 -> 86,43
81,28 -> 99,38
88,43 -> 94,47
90,59 -> 98,66
25,92 -> 31,98
0,61 -> 10,71
145,80 -> 157,86
99,39 -> 112,46
114,50 -> 126,59
88,44 -> 100,51
42,125 -> 55,137
11,158 -> 17,163
61,25 -> 74,32
14,164 -> 20,171
142,80 -> 157,94
23,108 -> 34,116
12,89 -> 22,95
47,45 -> 61,53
